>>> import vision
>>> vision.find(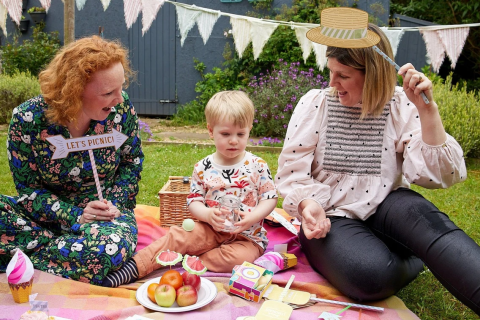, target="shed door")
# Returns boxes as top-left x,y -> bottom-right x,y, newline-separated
127,3 -> 177,116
